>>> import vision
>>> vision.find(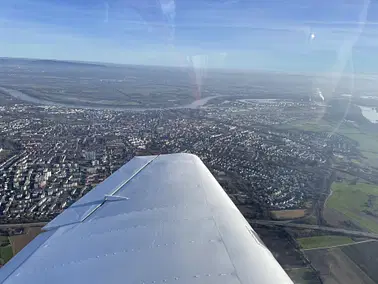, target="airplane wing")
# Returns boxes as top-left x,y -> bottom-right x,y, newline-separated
0,153 -> 293,284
